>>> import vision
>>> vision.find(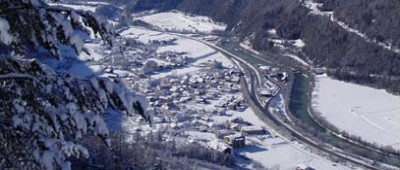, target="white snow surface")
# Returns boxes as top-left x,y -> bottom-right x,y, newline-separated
48,3 -> 97,12
302,0 -> 333,16
85,1 -> 109,5
284,54 -> 310,66
240,39 -> 260,55
313,75 -> 400,150
121,27 -> 234,79
136,11 -> 227,33
0,17 -> 13,45
224,107 -> 350,169
292,39 -> 306,48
